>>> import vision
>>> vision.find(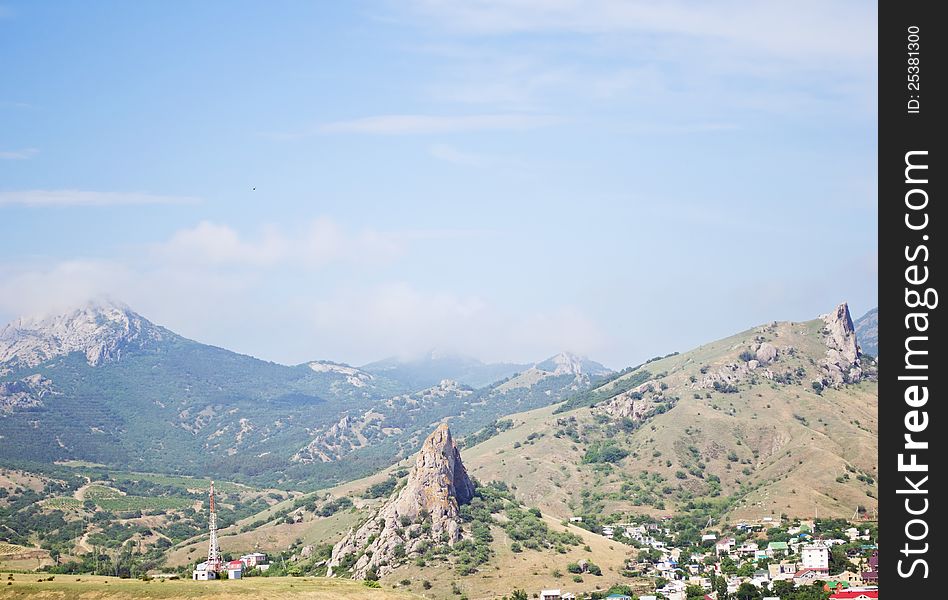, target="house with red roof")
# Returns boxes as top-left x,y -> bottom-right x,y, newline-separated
828,589 -> 878,599
792,567 -> 828,586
